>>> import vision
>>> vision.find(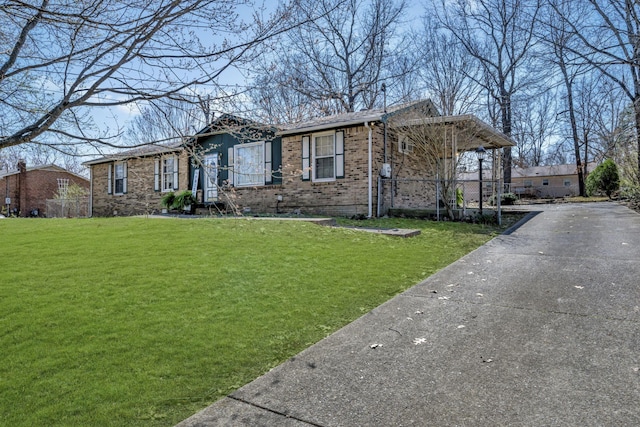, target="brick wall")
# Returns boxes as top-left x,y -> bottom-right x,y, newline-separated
90,151 -> 189,217
241,123 -> 441,217
274,124 -> 386,217
0,174 -> 20,215
1,167 -> 89,217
